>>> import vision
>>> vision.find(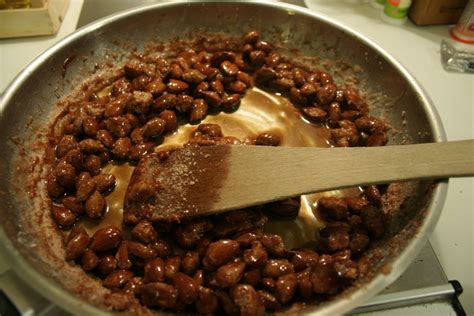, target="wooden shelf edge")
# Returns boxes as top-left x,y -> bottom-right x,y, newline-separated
0,0 -> 70,39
